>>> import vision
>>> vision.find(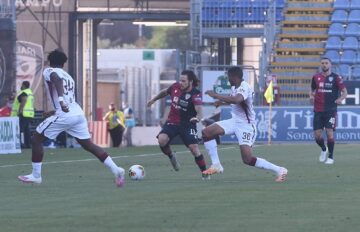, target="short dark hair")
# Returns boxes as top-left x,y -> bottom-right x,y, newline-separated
181,70 -> 199,87
227,66 -> 243,79
321,57 -> 332,63
22,81 -> 30,88
48,49 -> 68,66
